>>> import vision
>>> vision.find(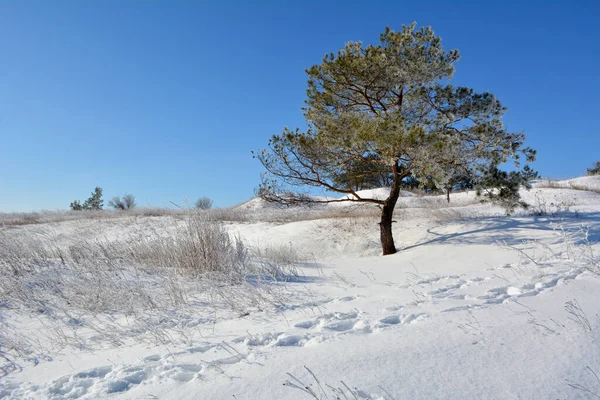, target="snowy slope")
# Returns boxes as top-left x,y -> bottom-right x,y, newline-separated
2,184 -> 600,399
533,175 -> 600,190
